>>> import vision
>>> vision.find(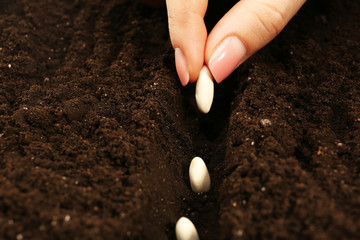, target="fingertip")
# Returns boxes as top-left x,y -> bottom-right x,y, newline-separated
205,0 -> 306,83
166,0 -> 208,85
173,27 -> 207,85
175,48 -> 190,86
173,40 -> 206,86
187,58 -> 203,84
